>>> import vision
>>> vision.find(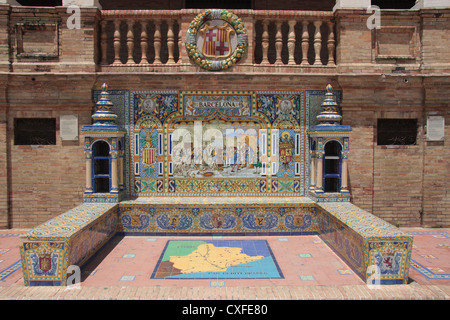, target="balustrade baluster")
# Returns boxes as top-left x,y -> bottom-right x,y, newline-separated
167,20 -> 175,65
100,20 -> 108,65
113,20 -> 122,65
287,20 -> 296,65
141,21 -> 149,64
327,21 -> 335,66
177,23 -> 182,64
275,22 -> 282,64
126,20 -> 135,64
261,21 -> 270,65
154,20 -> 162,64
313,20 -> 322,65
301,20 -> 309,66
253,21 -> 257,64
